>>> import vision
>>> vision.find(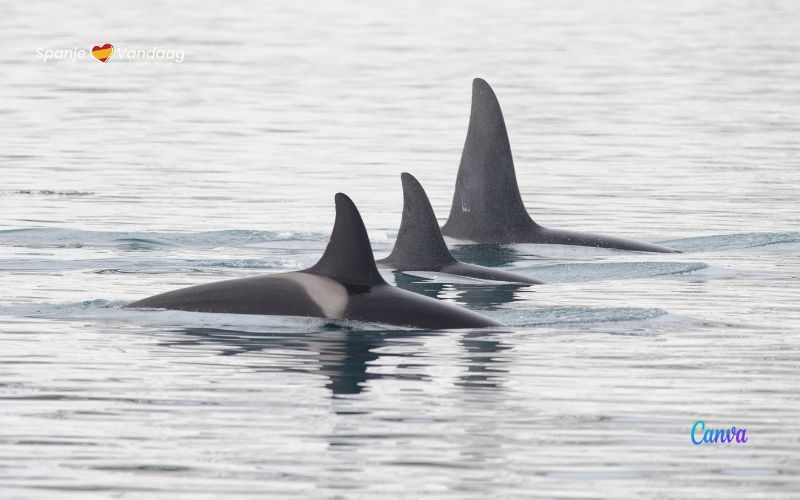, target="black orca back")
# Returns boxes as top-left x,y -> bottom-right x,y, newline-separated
308,193 -> 386,286
379,173 -> 457,270
441,78 -> 536,242
379,174 -> 543,284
